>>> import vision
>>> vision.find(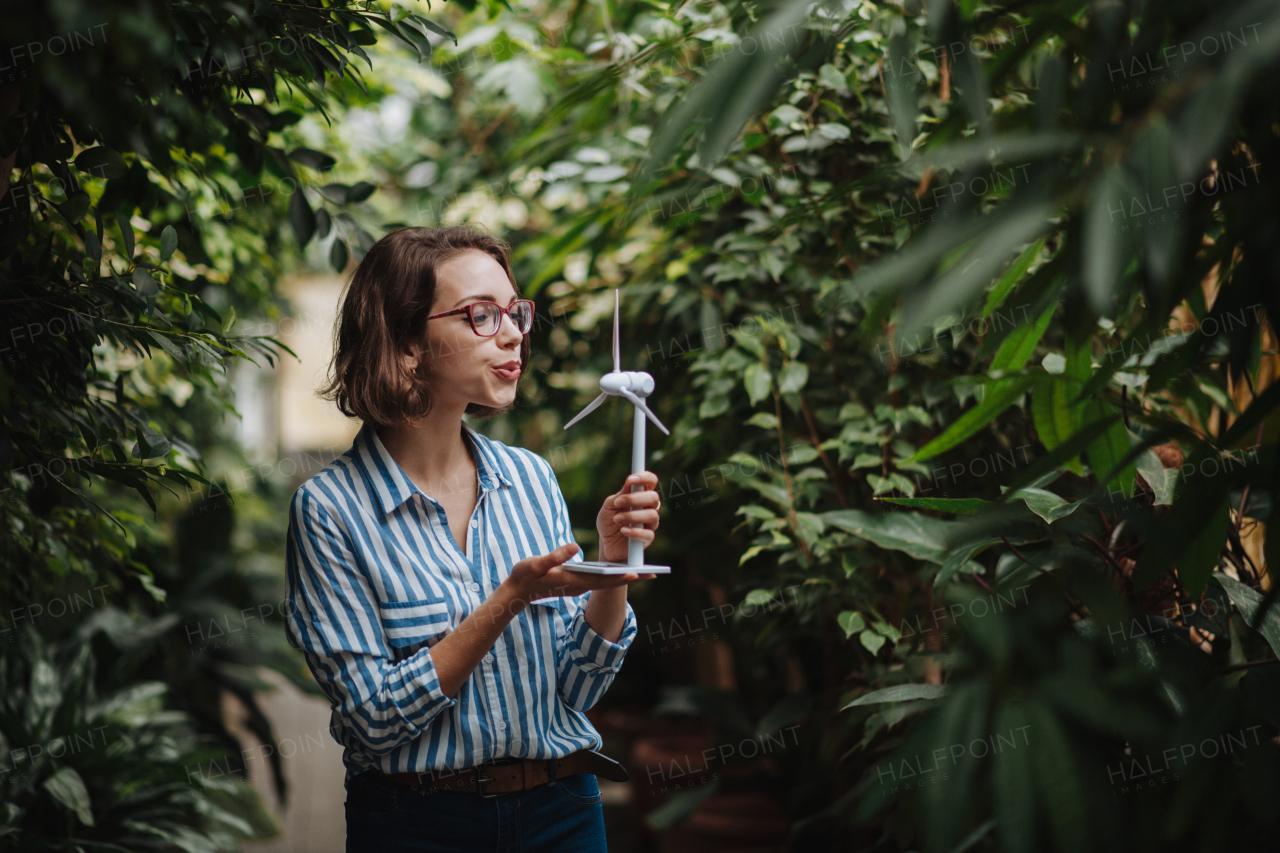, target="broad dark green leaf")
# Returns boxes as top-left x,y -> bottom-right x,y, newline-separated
159,224 -> 178,262
288,147 -> 337,172
74,146 -> 127,180
289,190 -> 315,246
57,191 -> 90,225
1083,165 -> 1136,317
885,21 -> 920,160
43,767 -> 94,826
346,181 -> 376,203
823,509 -> 952,563
1214,572 -> 1280,659
1081,399 -> 1137,499
1024,699 -> 1087,853
330,238 -> 349,272
991,700 -> 1035,853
